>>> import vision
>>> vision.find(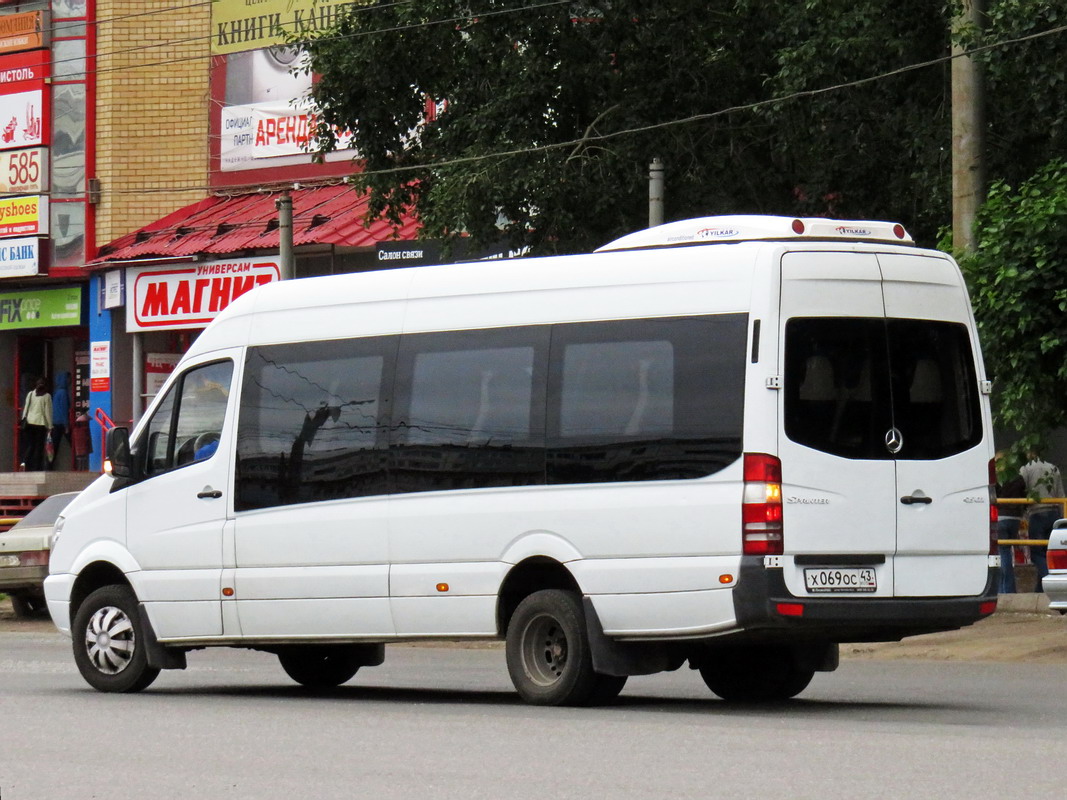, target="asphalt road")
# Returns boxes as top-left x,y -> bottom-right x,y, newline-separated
2,628 -> 1065,800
